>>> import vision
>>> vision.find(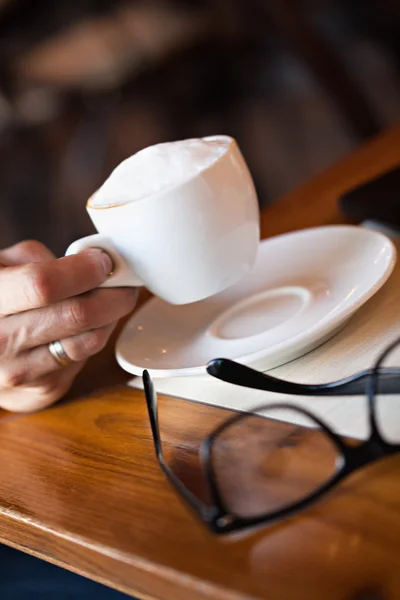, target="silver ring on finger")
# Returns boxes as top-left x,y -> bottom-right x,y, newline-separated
48,340 -> 74,367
